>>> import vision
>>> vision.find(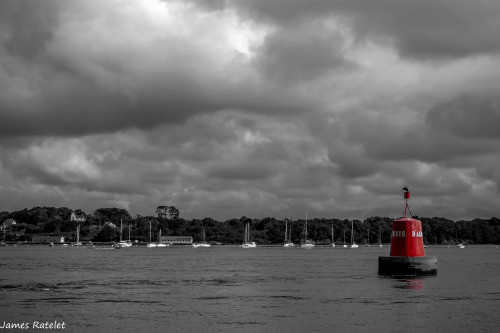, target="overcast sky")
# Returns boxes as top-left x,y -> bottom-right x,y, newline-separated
1,0 -> 499,221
